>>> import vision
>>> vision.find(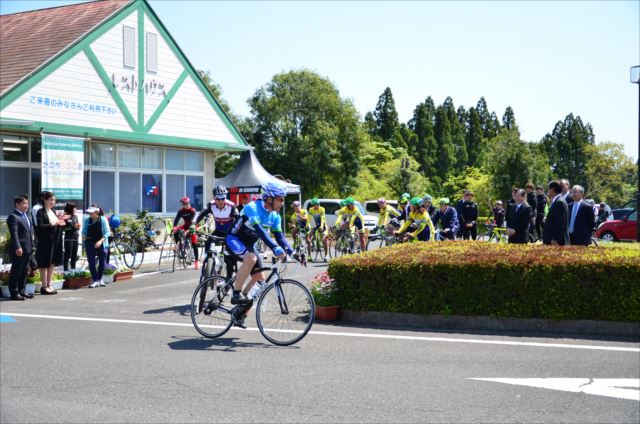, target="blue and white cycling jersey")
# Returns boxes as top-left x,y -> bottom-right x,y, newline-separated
228,200 -> 291,257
